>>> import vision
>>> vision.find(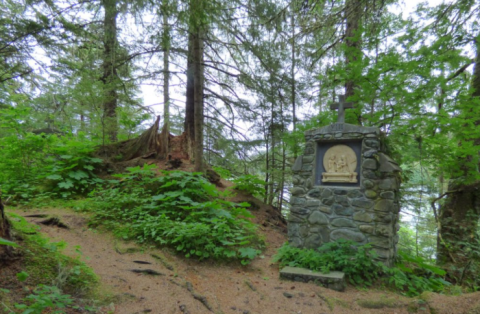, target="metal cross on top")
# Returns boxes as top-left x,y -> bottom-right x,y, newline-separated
330,95 -> 354,123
